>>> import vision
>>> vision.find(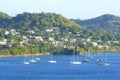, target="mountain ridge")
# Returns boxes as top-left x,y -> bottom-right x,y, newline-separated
0,12 -> 84,31
72,14 -> 120,37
